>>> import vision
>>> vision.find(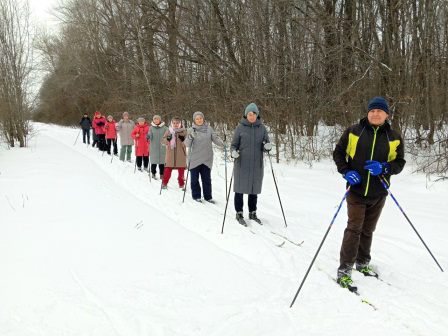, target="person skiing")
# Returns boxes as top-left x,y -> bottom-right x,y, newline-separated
148,115 -> 167,180
79,113 -> 92,144
105,115 -> 118,156
333,97 -> 406,290
117,111 -> 135,162
92,111 -> 107,151
161,117 -> 187,189
131,117 -> 150,171
185,111 -> 224,203
230,102 -> 271,226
